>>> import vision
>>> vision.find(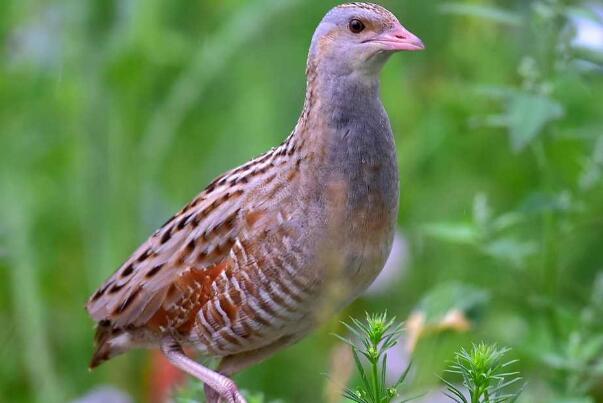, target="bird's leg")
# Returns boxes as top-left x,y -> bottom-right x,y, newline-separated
200,335 -> 301,402
160,337 -> 246,403
217,334 -> 297,376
